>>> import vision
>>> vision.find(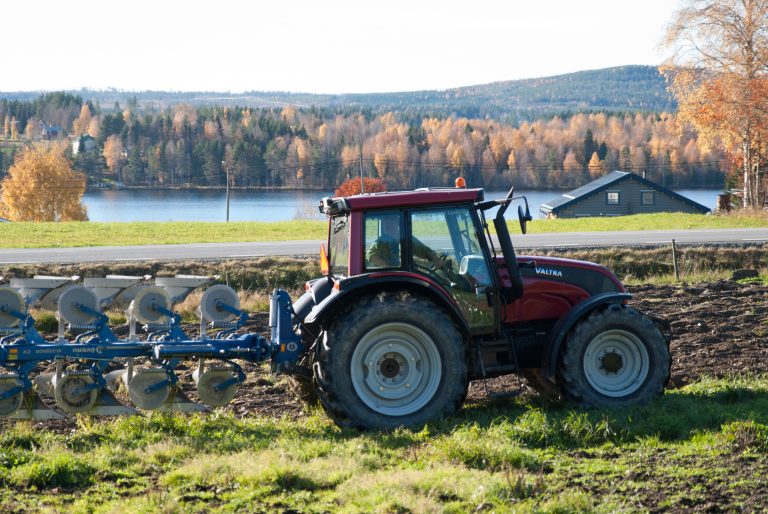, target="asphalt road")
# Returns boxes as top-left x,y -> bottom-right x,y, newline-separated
0,228 -> 765,264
